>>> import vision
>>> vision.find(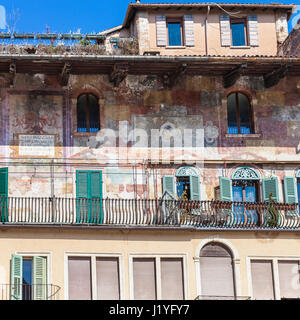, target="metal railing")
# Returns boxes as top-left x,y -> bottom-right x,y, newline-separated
0,197 -> 299,230
0,284 -> 61,300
